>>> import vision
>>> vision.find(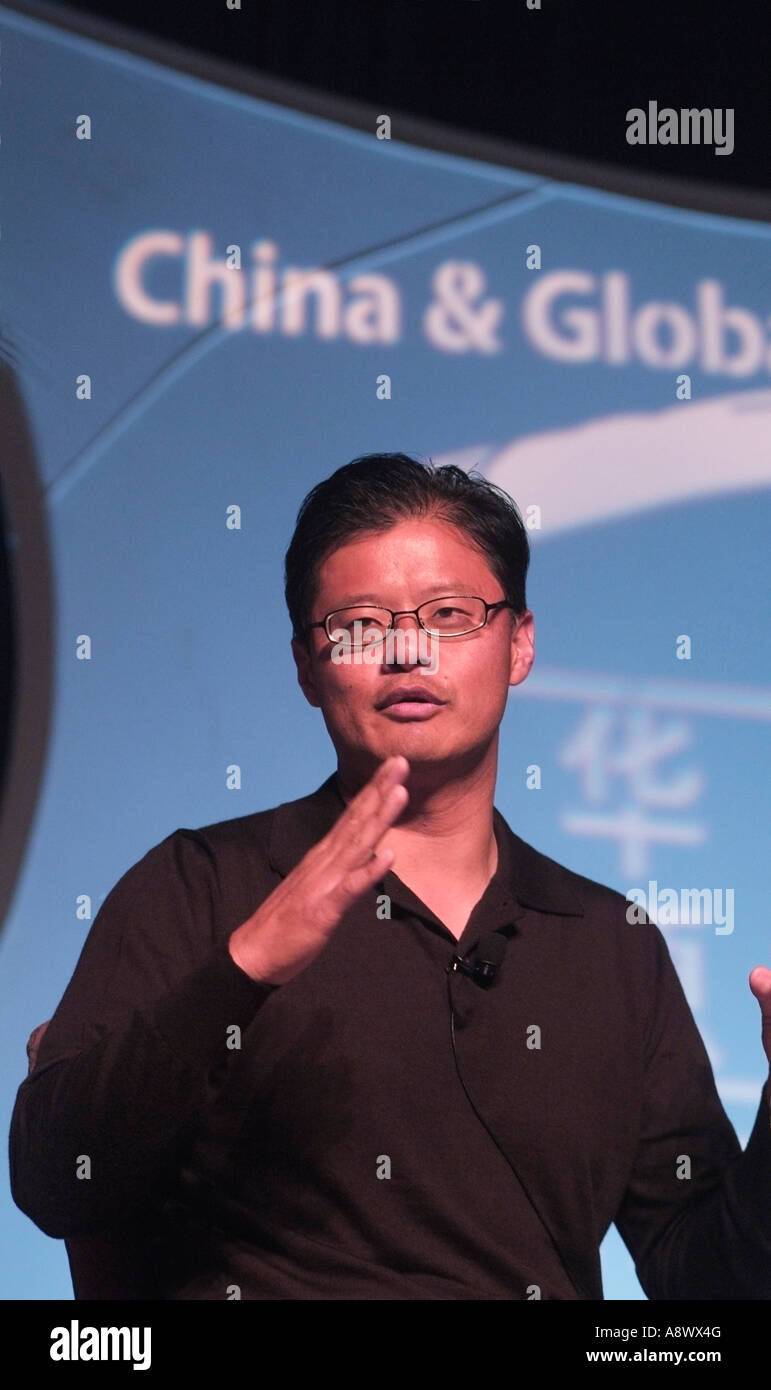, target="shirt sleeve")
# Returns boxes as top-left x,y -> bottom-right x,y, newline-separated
8,828 -> 276,1239
614,921 -> 771,1299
